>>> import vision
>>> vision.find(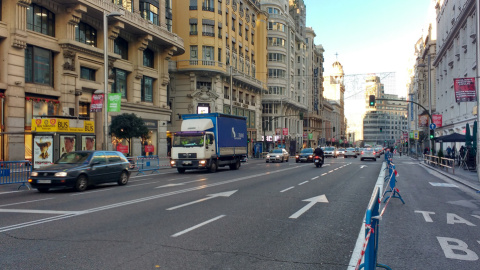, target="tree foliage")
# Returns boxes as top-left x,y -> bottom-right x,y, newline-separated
109,113 -> 149,143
